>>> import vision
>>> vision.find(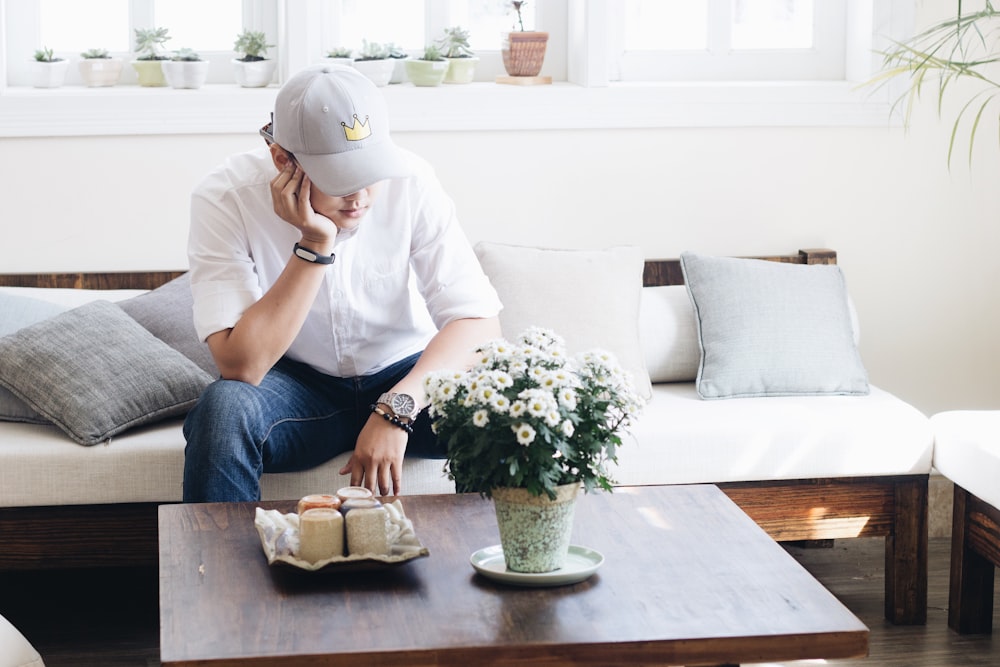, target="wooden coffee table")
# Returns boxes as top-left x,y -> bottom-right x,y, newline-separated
159,485 -> 867,666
